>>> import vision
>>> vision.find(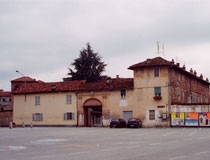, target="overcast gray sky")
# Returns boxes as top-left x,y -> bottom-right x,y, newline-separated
1,0 -> 210,91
